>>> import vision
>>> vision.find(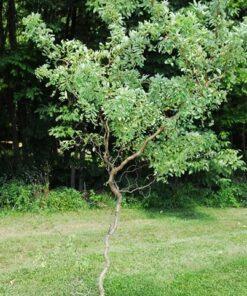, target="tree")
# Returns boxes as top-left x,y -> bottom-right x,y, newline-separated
0,0 -> 108,183
23,0 -> 246,294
